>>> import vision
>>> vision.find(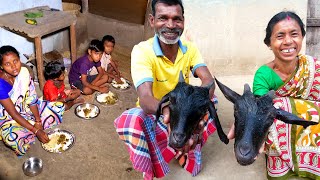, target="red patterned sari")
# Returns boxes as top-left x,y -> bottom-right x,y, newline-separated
266,54 -> 320,179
